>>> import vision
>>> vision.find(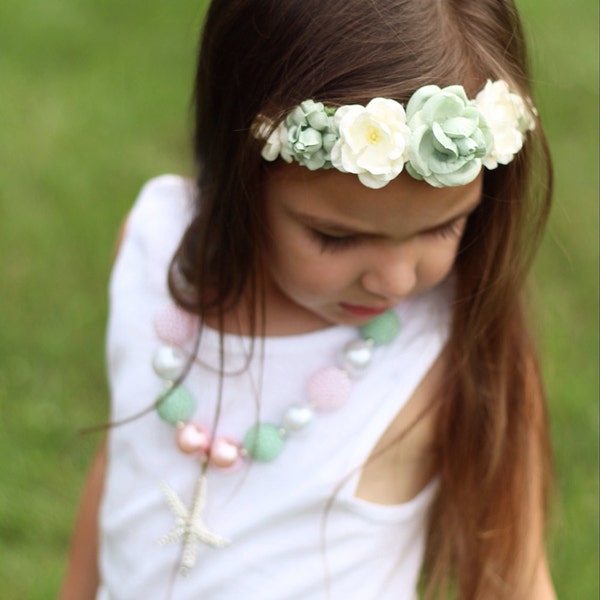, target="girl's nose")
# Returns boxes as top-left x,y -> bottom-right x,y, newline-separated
360,248 -> 417,301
